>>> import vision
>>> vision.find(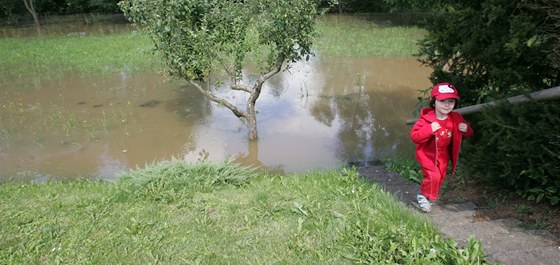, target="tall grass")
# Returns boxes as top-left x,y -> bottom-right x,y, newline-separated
0,159 -> 490,264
